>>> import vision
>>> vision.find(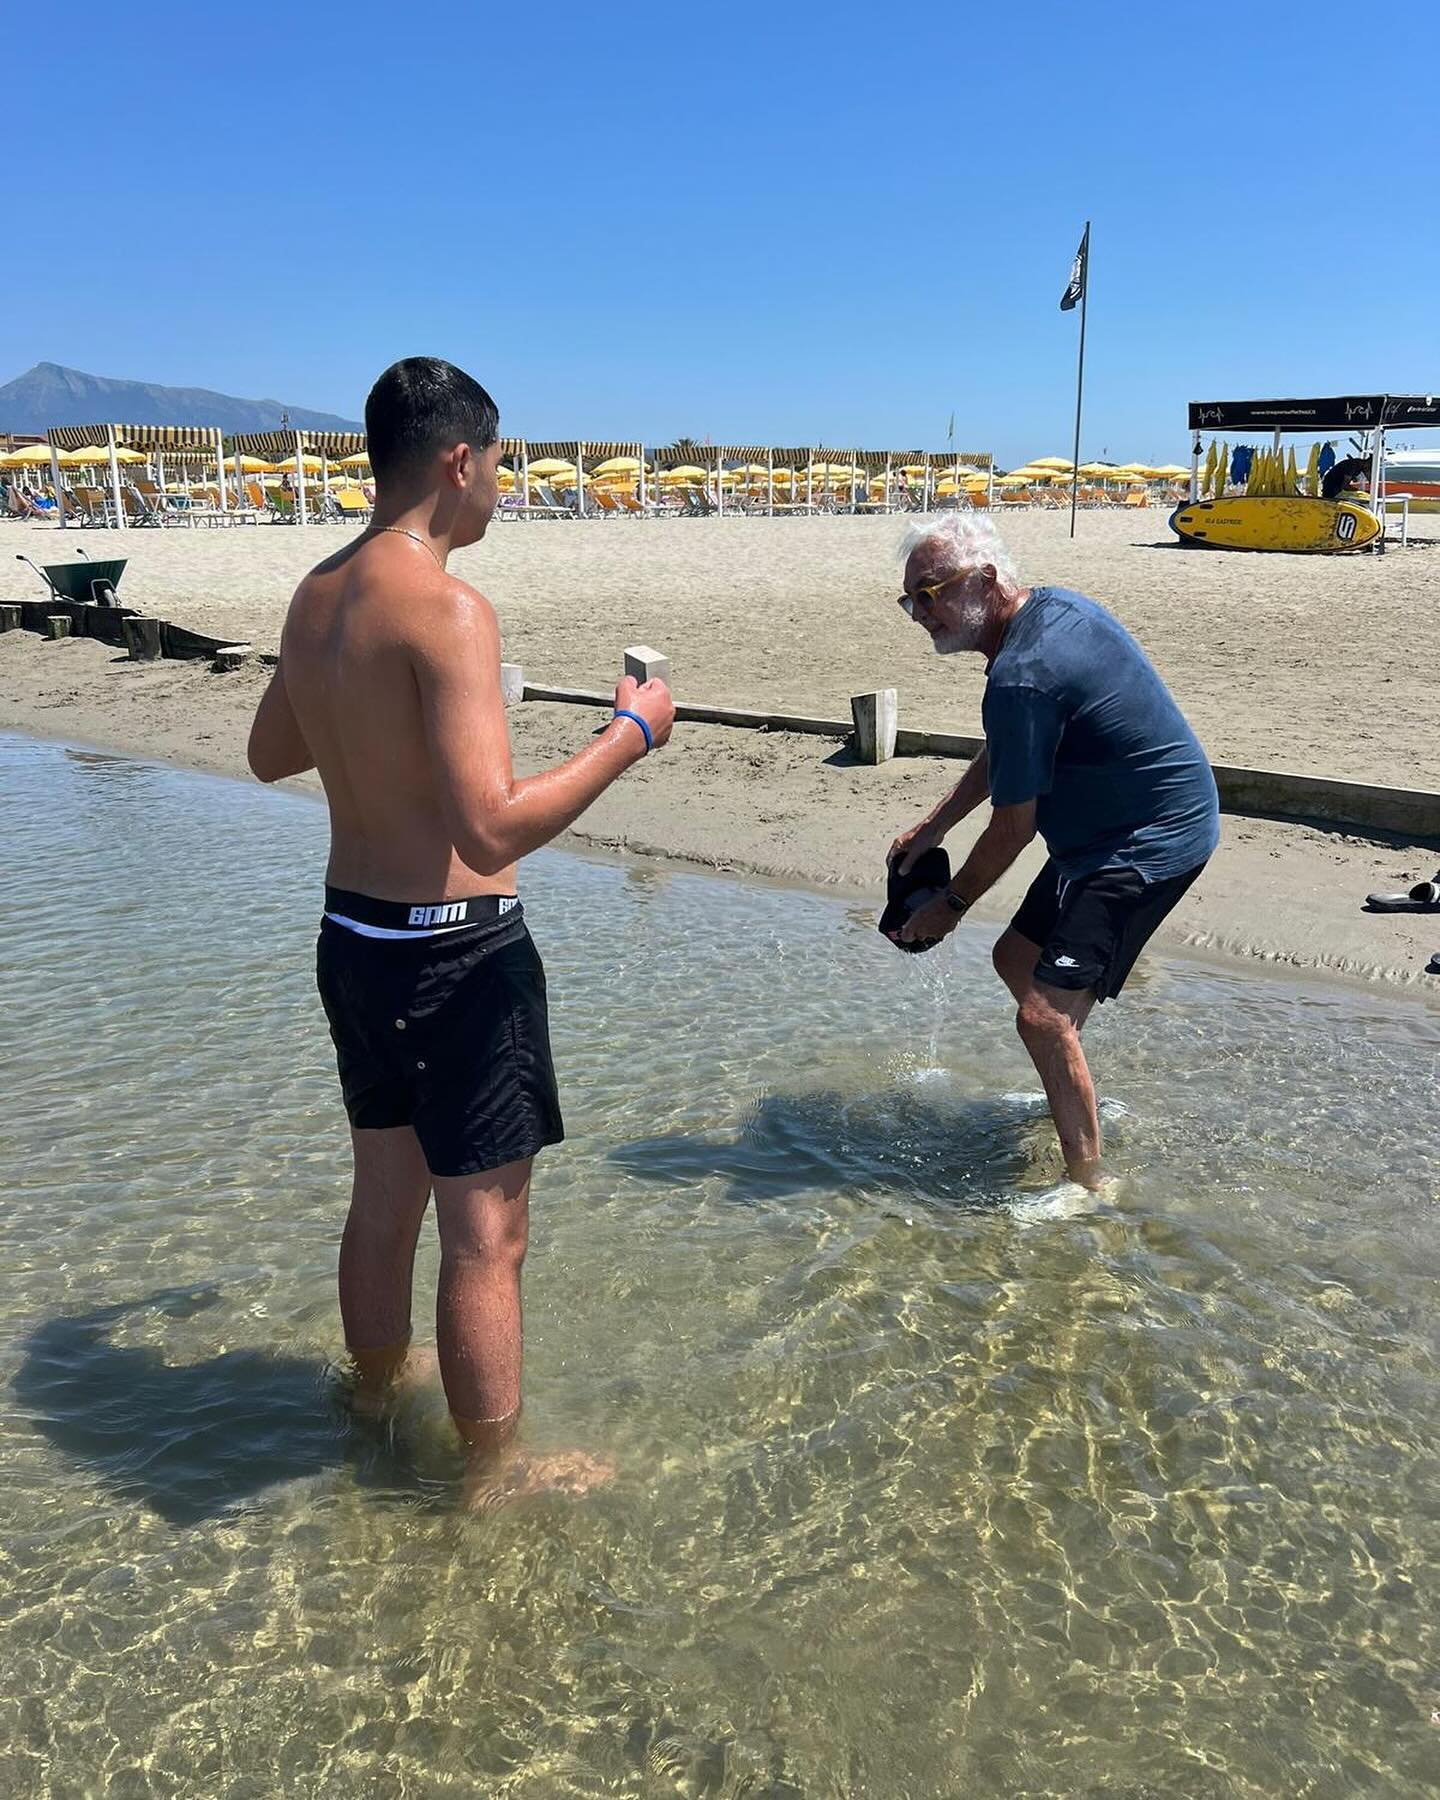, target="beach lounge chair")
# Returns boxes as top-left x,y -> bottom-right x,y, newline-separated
70,484 -> 113,525
268,488 -> 297,522
1124,489 -> 1149,509
332,487 -> 371,522
533,482 -> 576,516
120,485 -> 165,527
9,487 -> 51,520
498,482 -> 572,520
